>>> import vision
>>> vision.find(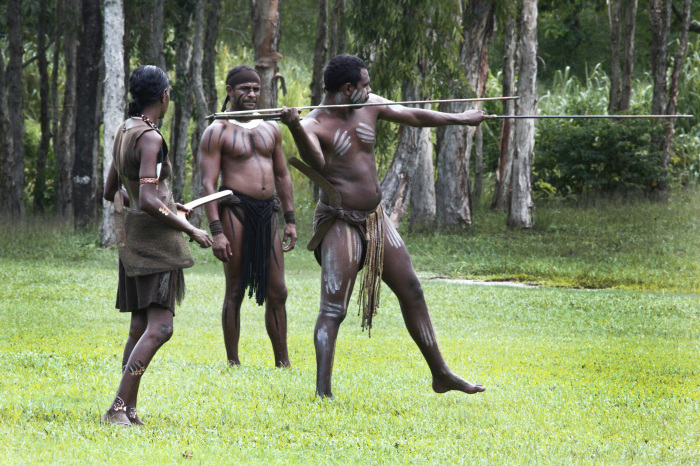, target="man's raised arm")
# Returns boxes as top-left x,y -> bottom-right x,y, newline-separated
280,107 -> 326,171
